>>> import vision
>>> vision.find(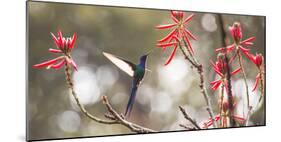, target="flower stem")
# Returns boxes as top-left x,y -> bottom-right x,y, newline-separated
237,51 -> 251,126
237,51 -> 250,111
258,67 -> 265,103
219,84 -> 225,127
178,43 -> 218,128
182,40 -> 199,66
